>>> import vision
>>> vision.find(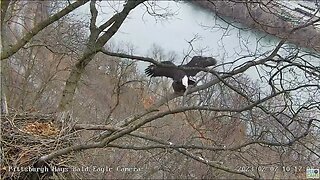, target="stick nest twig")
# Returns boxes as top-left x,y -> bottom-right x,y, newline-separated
1,111 -> 77,179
